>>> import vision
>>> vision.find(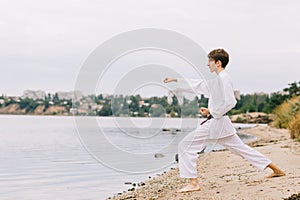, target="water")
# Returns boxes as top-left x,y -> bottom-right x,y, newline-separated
0,115 -> 257,200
